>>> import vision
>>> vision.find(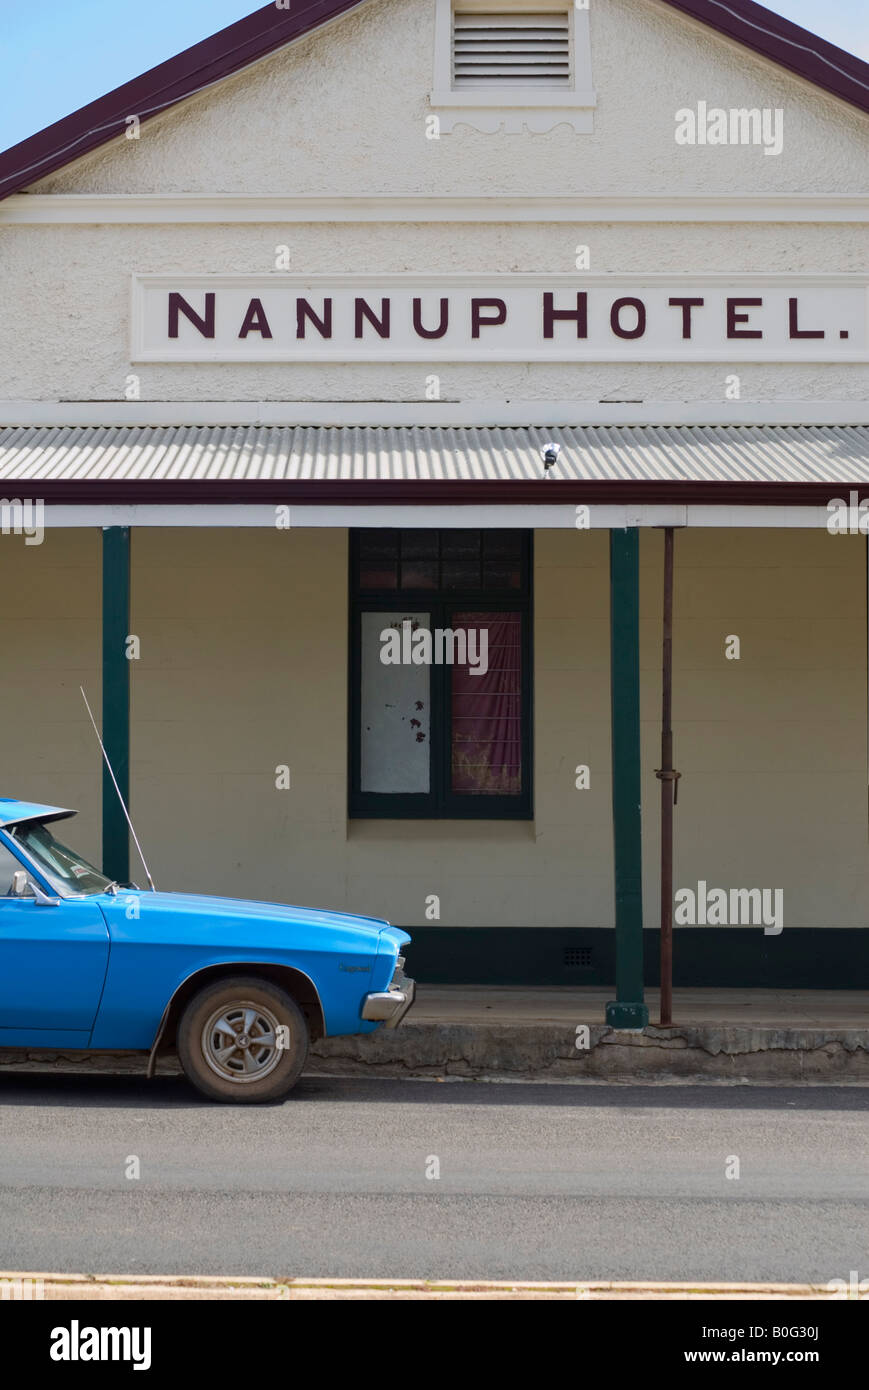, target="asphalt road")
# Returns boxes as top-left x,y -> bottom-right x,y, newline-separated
0,1074 -> 867,1283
